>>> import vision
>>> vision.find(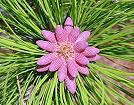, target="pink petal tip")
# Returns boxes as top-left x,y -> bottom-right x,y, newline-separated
64,17 -> 73,26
